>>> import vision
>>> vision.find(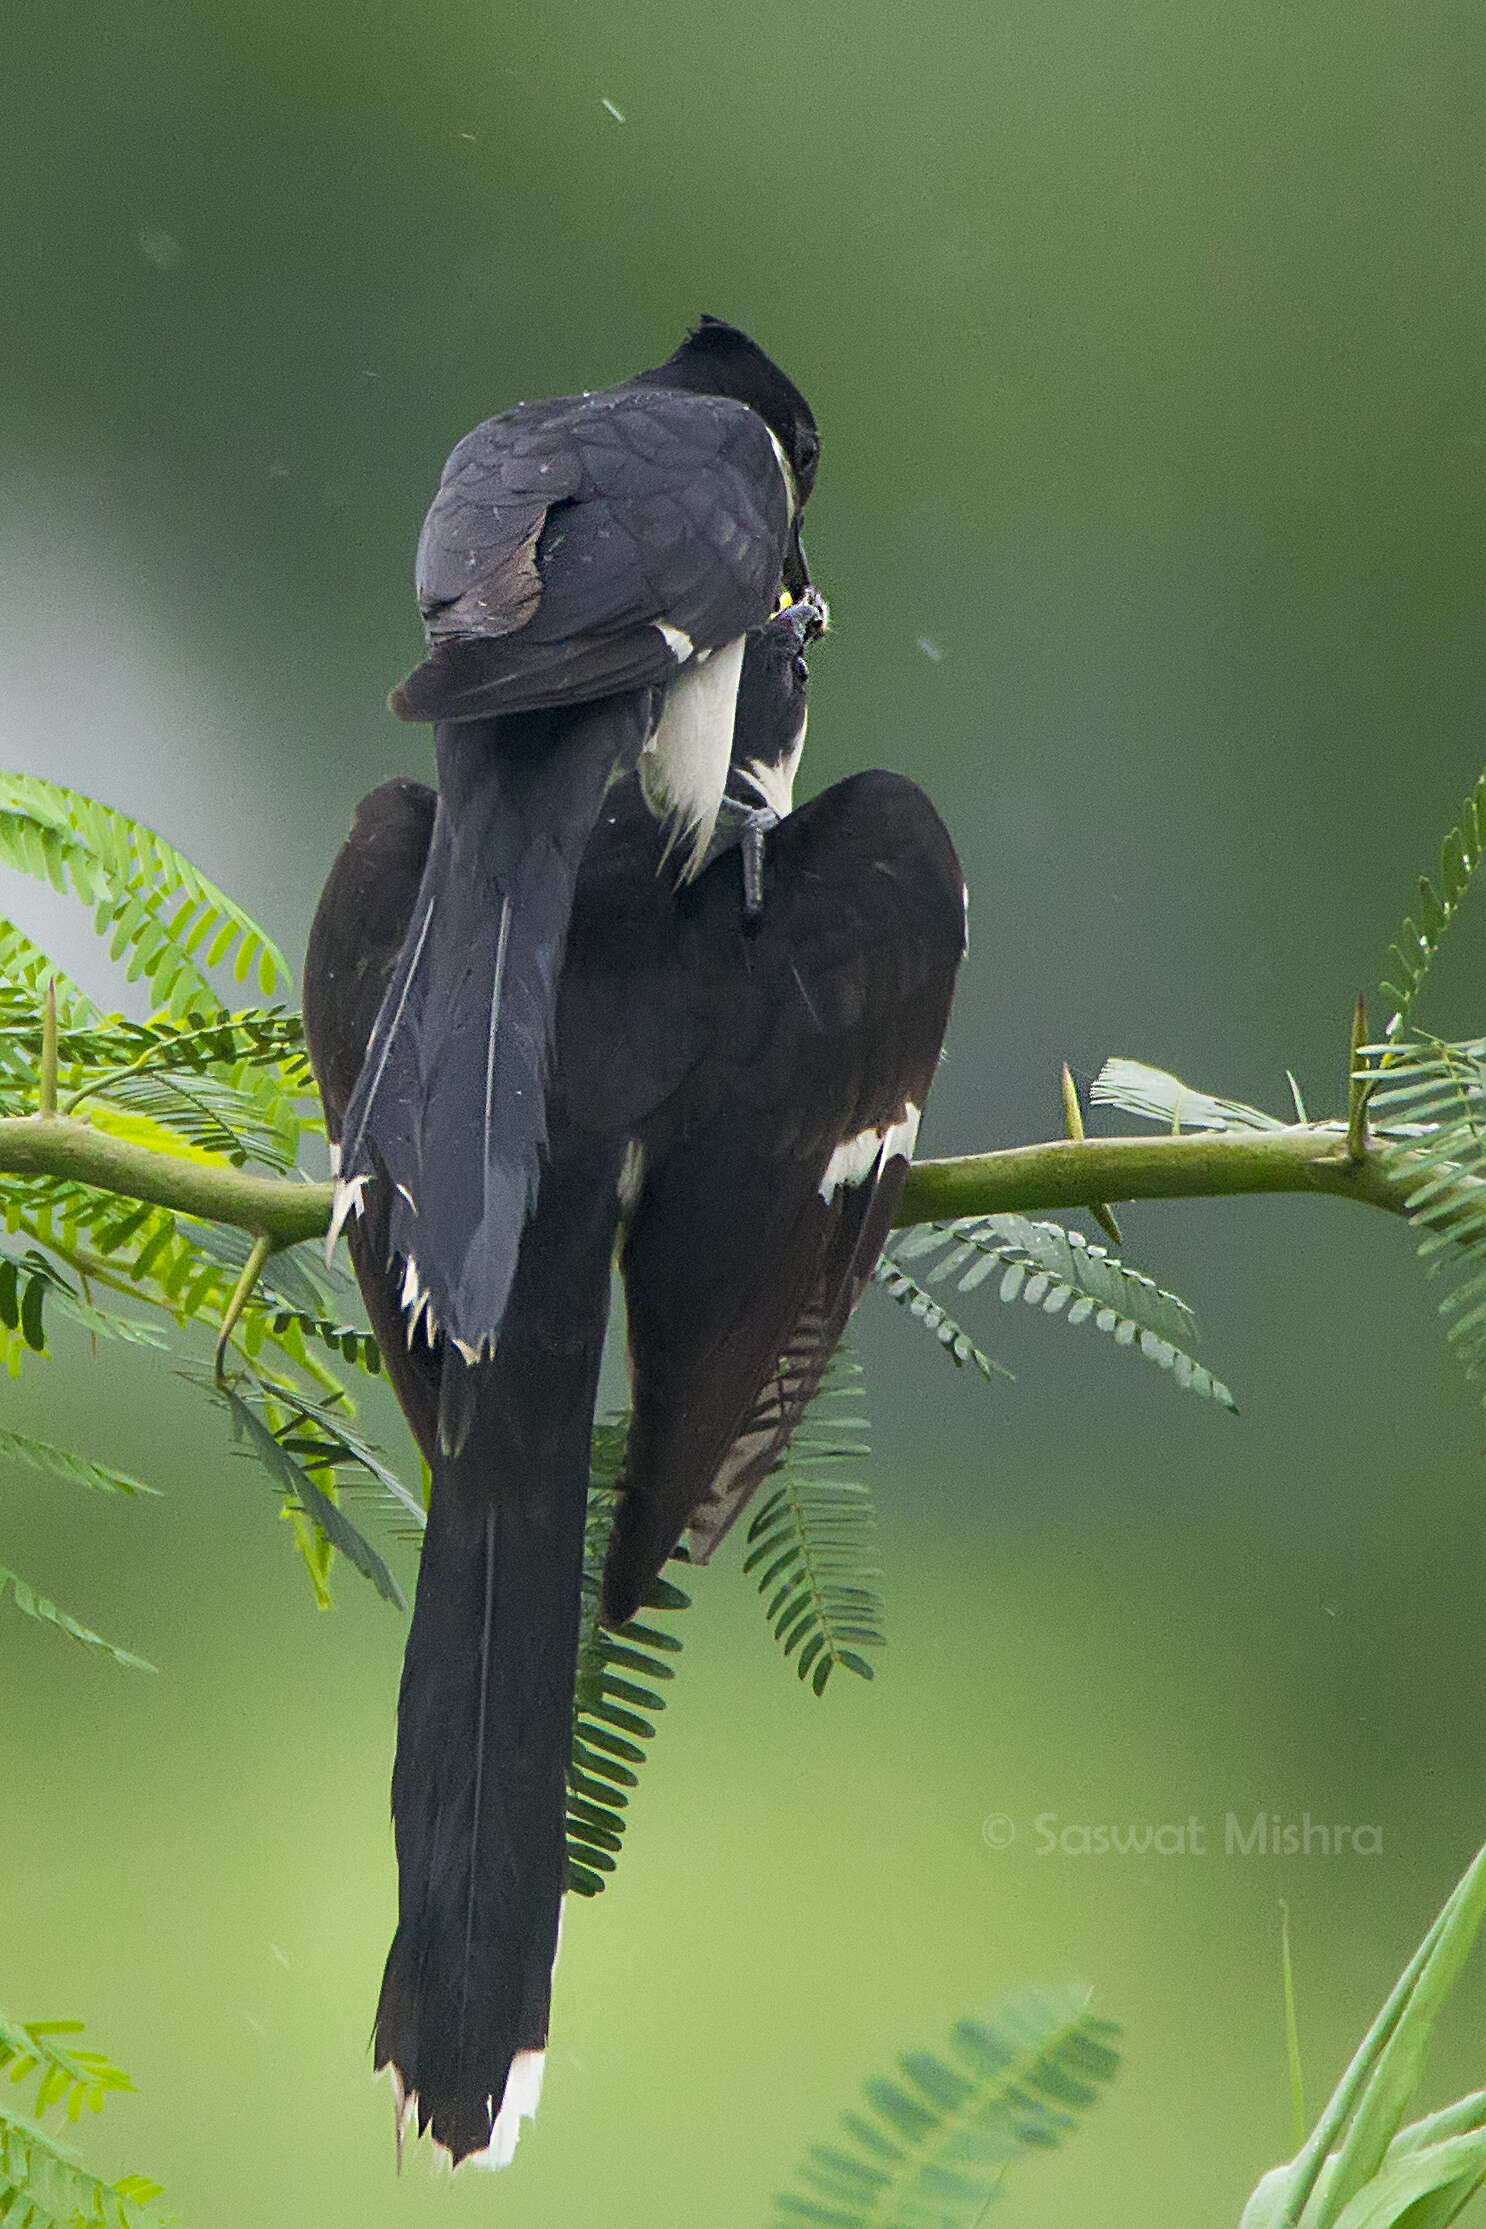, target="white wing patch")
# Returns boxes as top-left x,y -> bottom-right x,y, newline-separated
326,1171 -> 369,1261
640,633 -> 746,879
819,1102 -> 921,1204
